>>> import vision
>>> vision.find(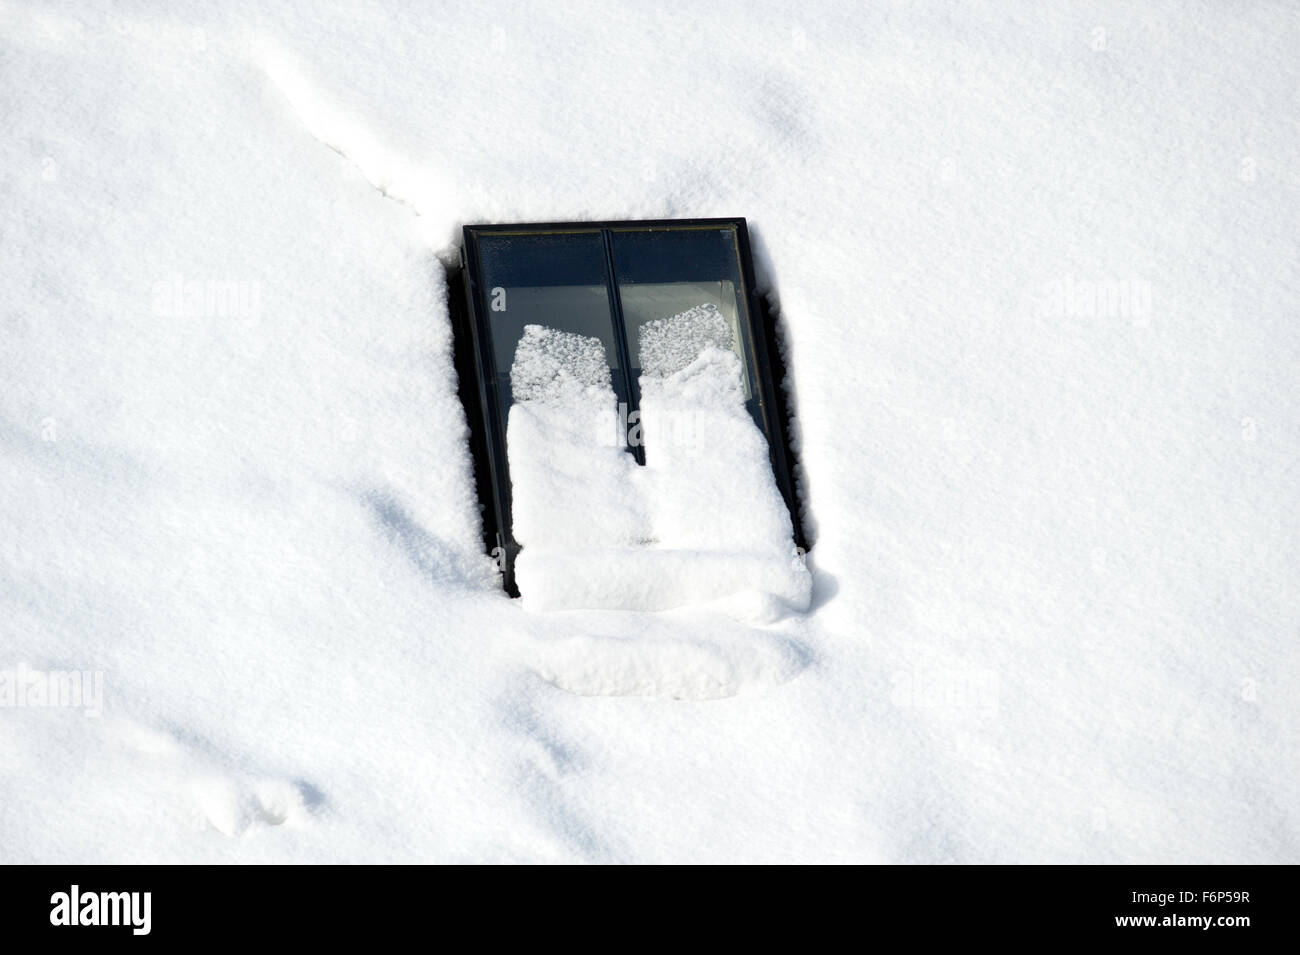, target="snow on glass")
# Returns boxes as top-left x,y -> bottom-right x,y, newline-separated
637,302 -> 735,378
509,323 -> 614,405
